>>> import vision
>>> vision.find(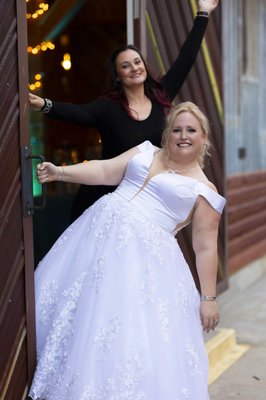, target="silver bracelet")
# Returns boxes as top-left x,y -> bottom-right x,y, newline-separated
61,166 -> 65,182
200,295 -> 216,302
197,11 -> 209,18
40,98 -> 53,114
